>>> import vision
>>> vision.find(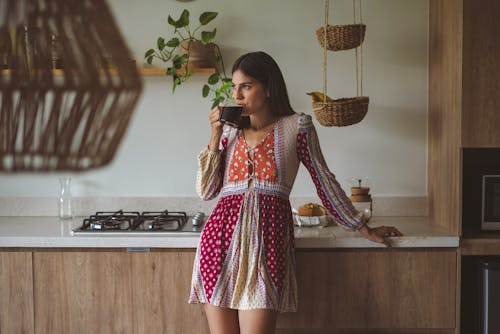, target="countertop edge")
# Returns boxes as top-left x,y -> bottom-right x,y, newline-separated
0,216 -> 459,249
